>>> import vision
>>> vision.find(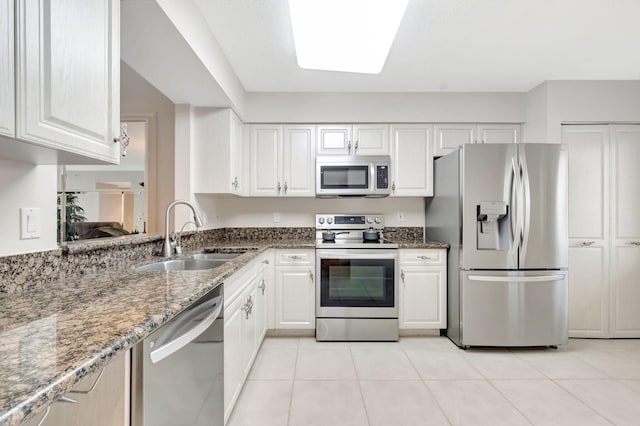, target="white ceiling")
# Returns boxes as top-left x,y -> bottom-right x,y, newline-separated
194,0 -> 640,93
